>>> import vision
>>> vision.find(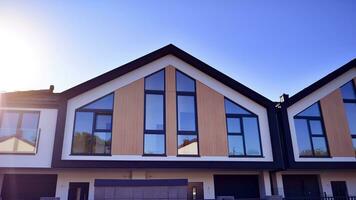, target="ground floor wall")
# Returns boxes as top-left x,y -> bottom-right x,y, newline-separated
0,168 -> 272,200
274,170 -> 356,197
